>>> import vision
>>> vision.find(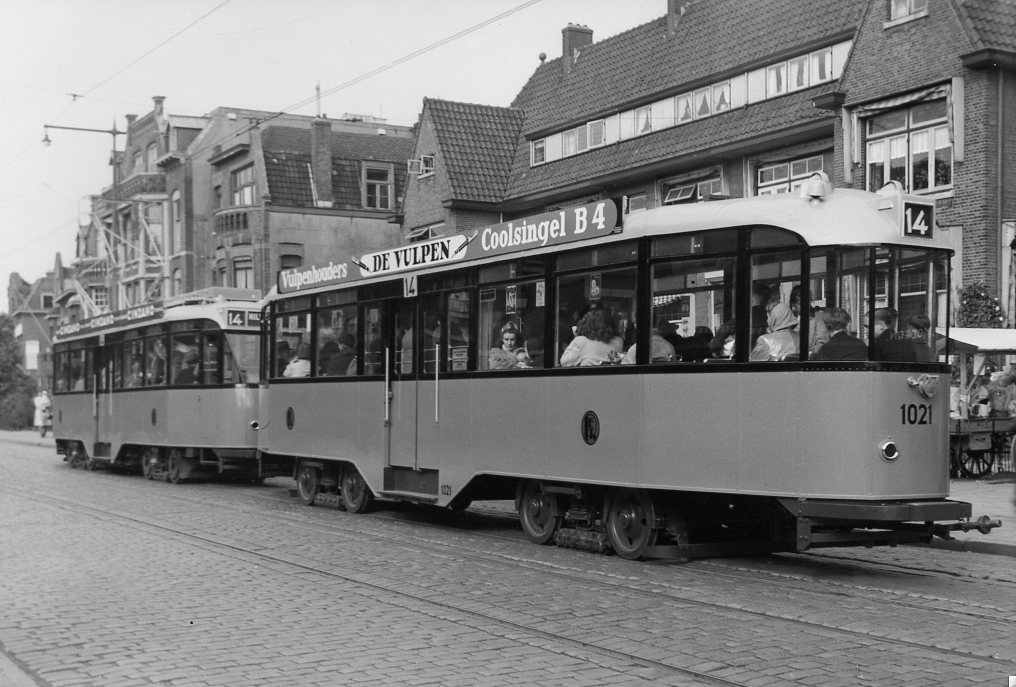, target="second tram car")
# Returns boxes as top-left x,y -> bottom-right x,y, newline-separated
256,176 -> 996,558
52,289 -> 262,482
